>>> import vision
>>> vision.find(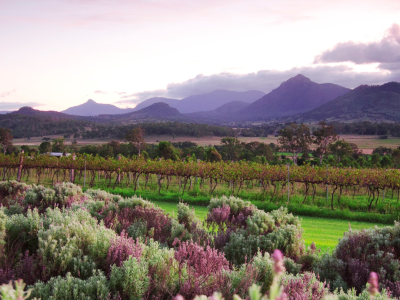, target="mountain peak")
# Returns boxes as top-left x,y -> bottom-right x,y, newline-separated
286,74 -> 312,83
86,99 -> 96,104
